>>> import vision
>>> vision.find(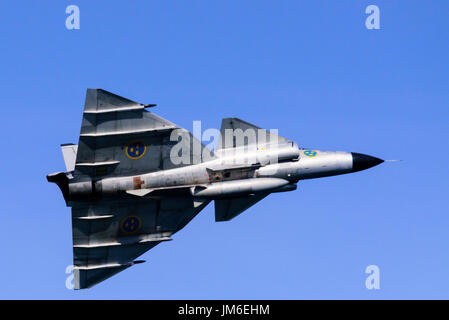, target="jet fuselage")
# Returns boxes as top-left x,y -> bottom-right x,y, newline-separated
68,142 -> 383,201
